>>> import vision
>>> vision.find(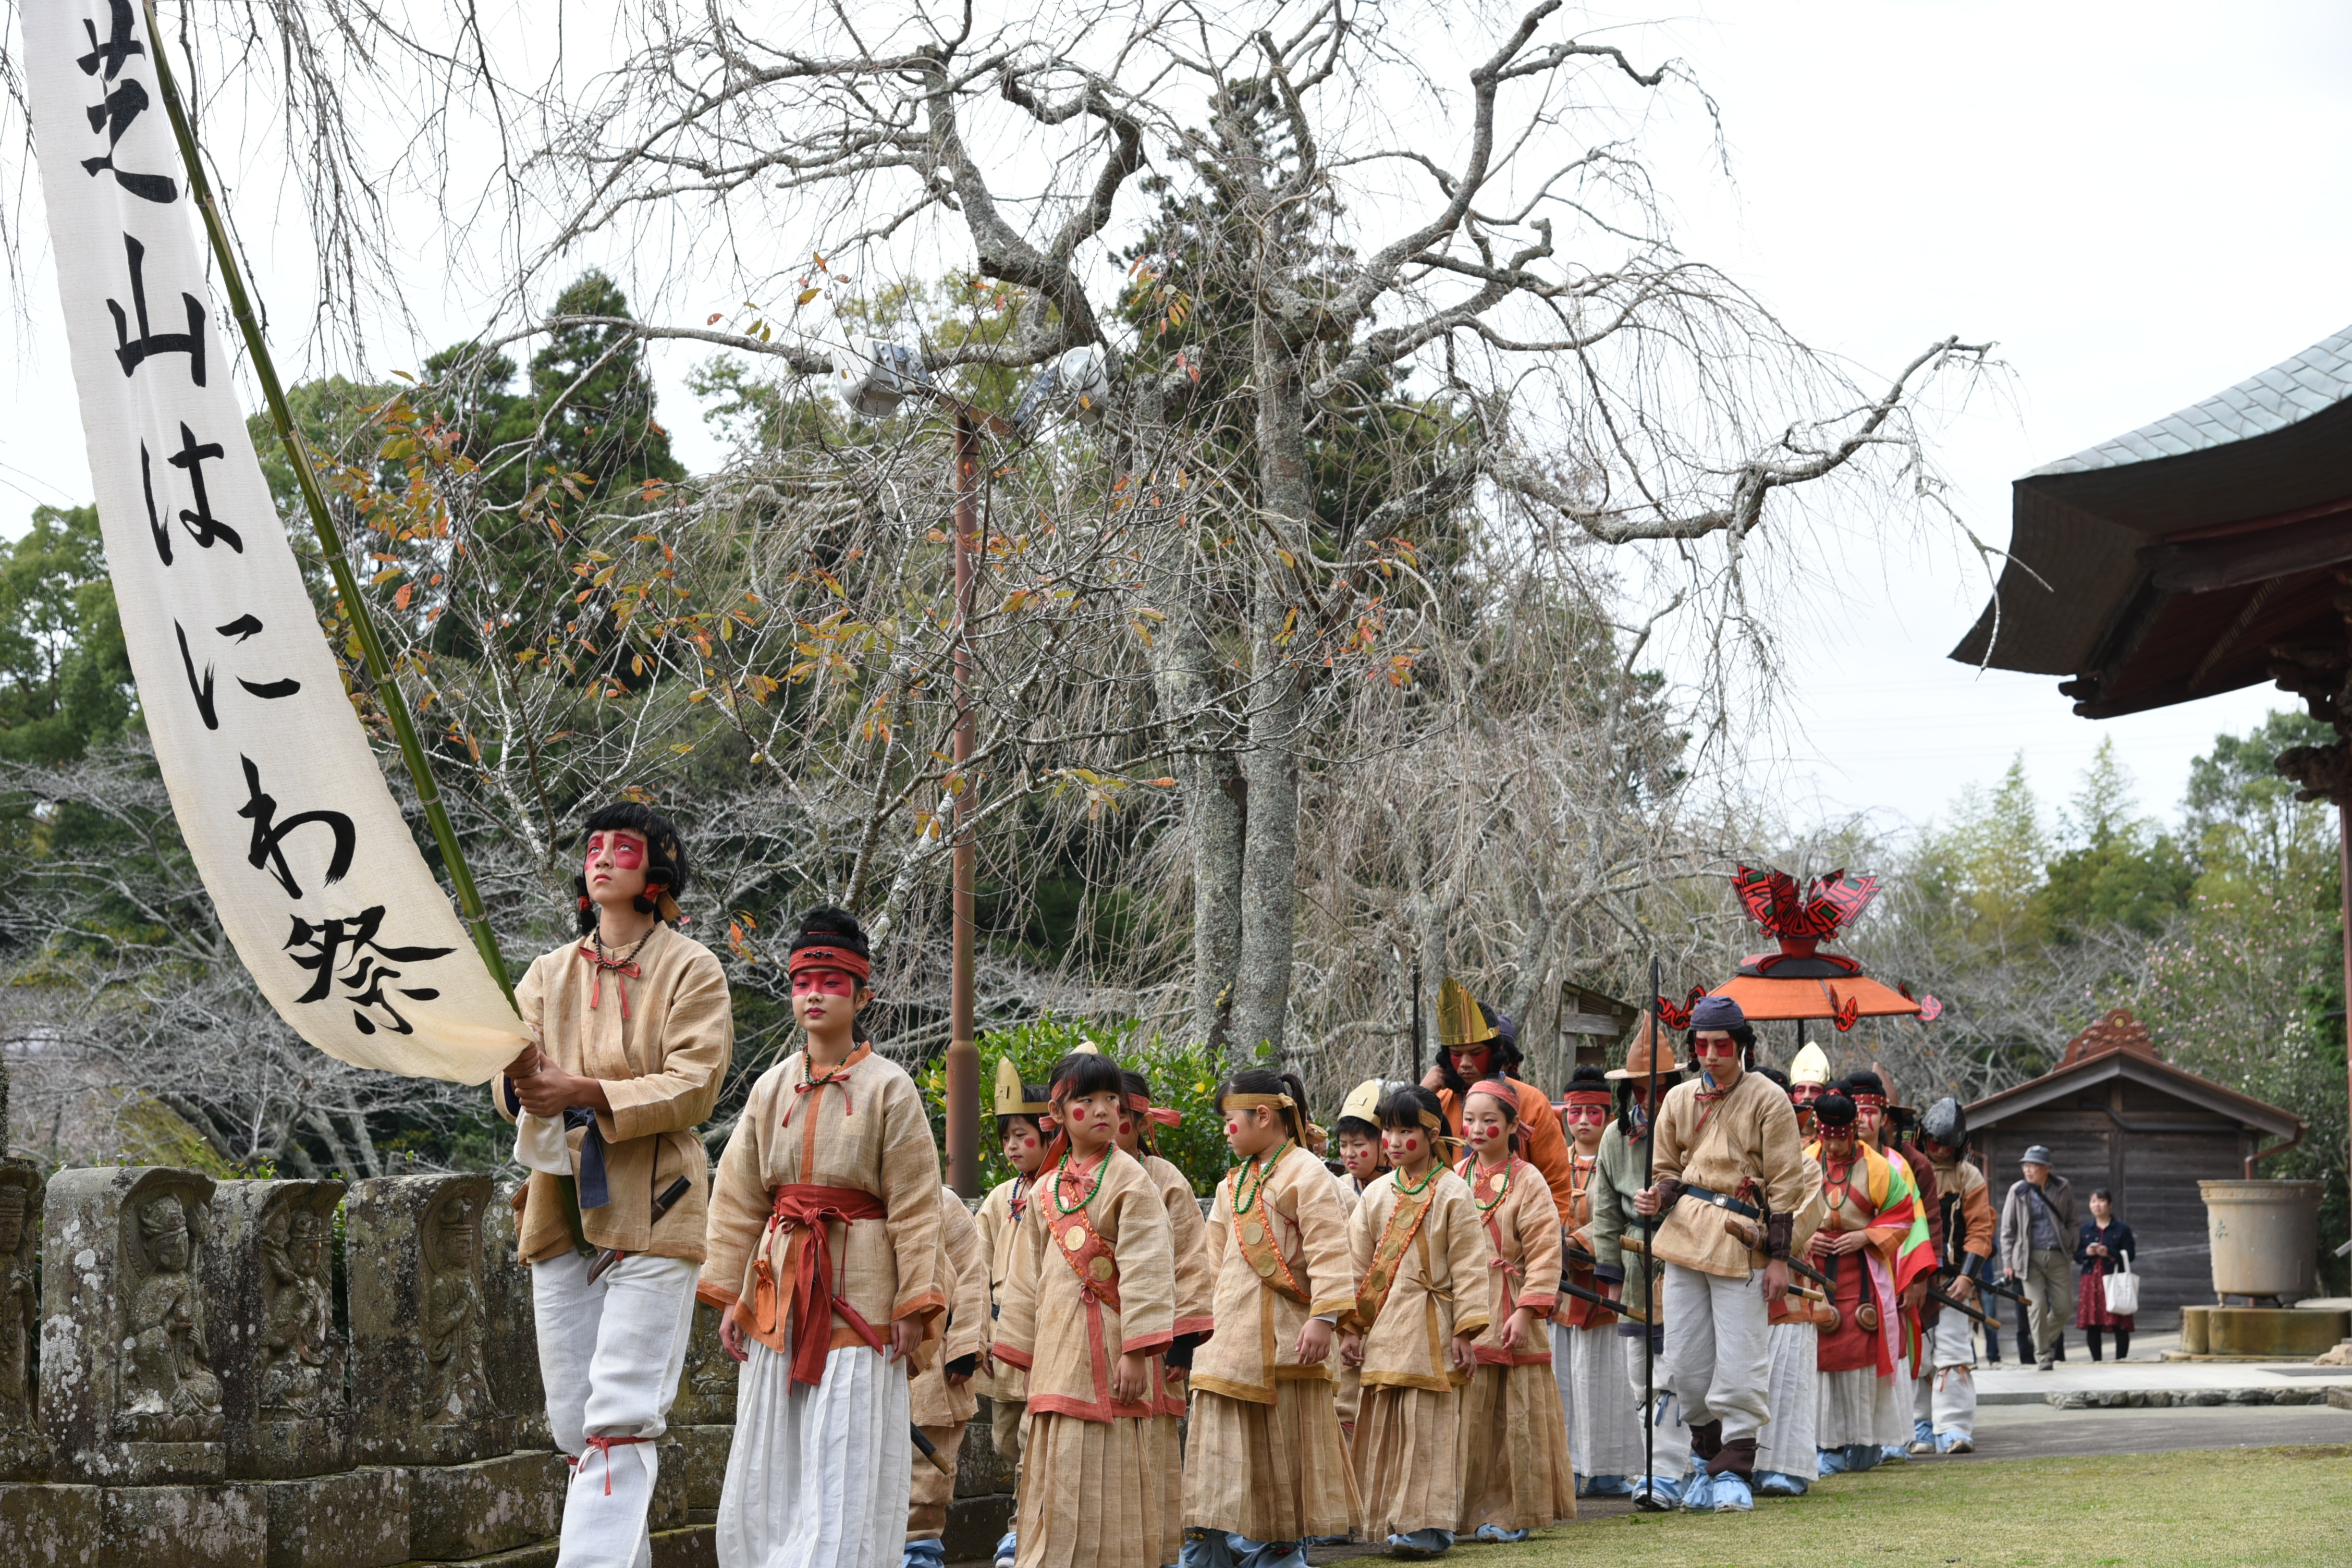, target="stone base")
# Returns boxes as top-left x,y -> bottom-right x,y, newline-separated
234,1414 -> 352,1480
251,1465 -> 412,1568
66,1437 -> 224,1486
359,1416 -> 517,1471
958,1401 -> 1014,1498
406,1450 -> 567,1560
387,1522 -> 713,1567
0,1424 -> 55,1481
100,1483 -> 268,1568
945,1494 -> 1015,1564
665,1425 -> 732,1512
0,1480 -> 102,1567
2180,1305 -> 2351,1357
